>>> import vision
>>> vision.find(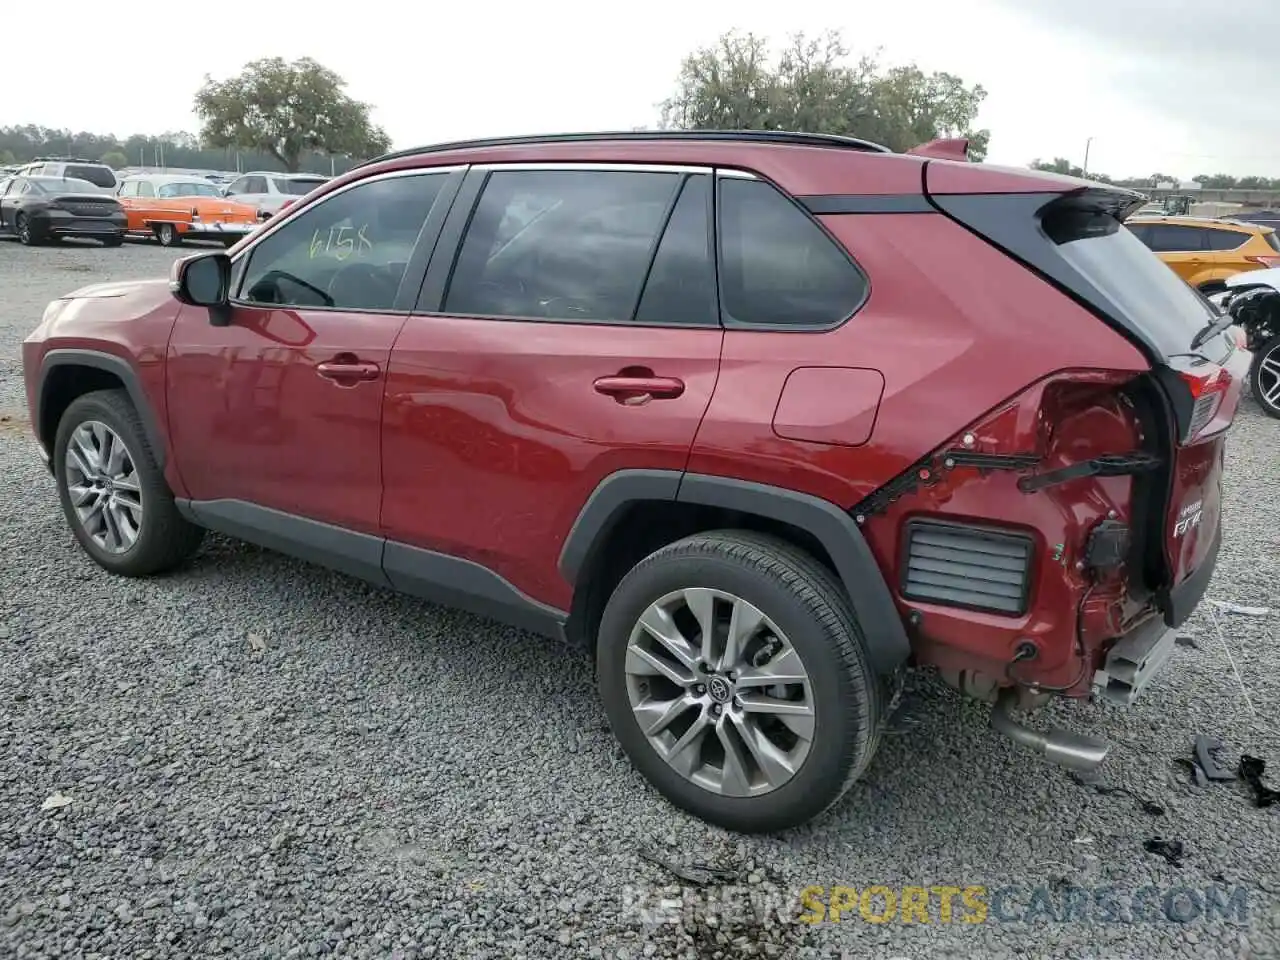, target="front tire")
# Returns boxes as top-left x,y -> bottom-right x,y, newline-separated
54,389 -> 205,576
16,213 -> 41,246
1249,333 -> 1280,418
597,531 -> 884,833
